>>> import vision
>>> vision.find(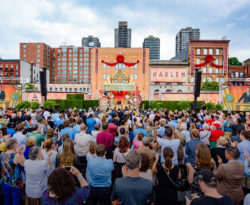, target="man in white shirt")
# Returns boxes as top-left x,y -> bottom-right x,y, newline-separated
13,124 -> 27,148
75,124 -> 94,175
